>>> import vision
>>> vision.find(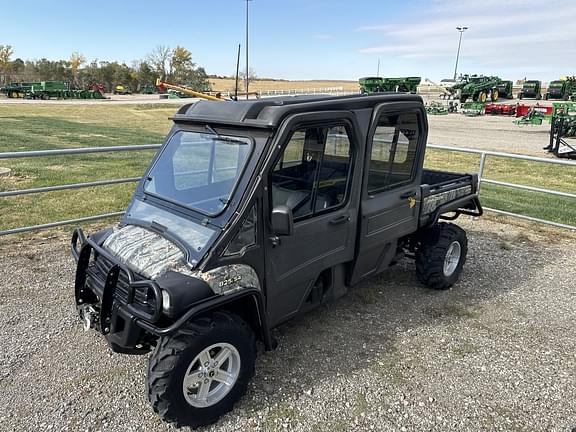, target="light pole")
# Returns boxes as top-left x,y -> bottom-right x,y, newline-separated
245,0 -> 253,99
453,26 -> 468,80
